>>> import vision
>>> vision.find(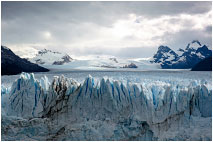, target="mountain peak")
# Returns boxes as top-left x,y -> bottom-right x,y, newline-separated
152,45 -> 178,64
156,45 -> 177,56
38,48 -> 61,55
158,45 -> 171,52
192,40 -> 202,46
186,40 -> 202,50
1,45 -> 10,51
151,40 -> 212,69
31,49 -> 73,65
